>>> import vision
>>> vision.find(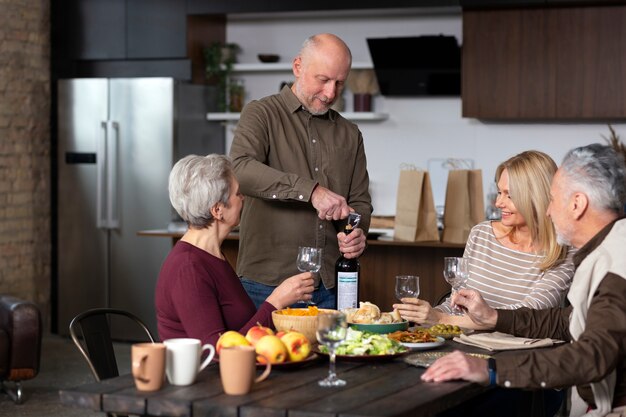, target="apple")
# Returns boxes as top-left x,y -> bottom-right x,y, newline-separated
255,335 -> 287,364
280,331 -> 311,362
245,323 -> 274,346
275,330 -> 286,339
216,330 -> 250,354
